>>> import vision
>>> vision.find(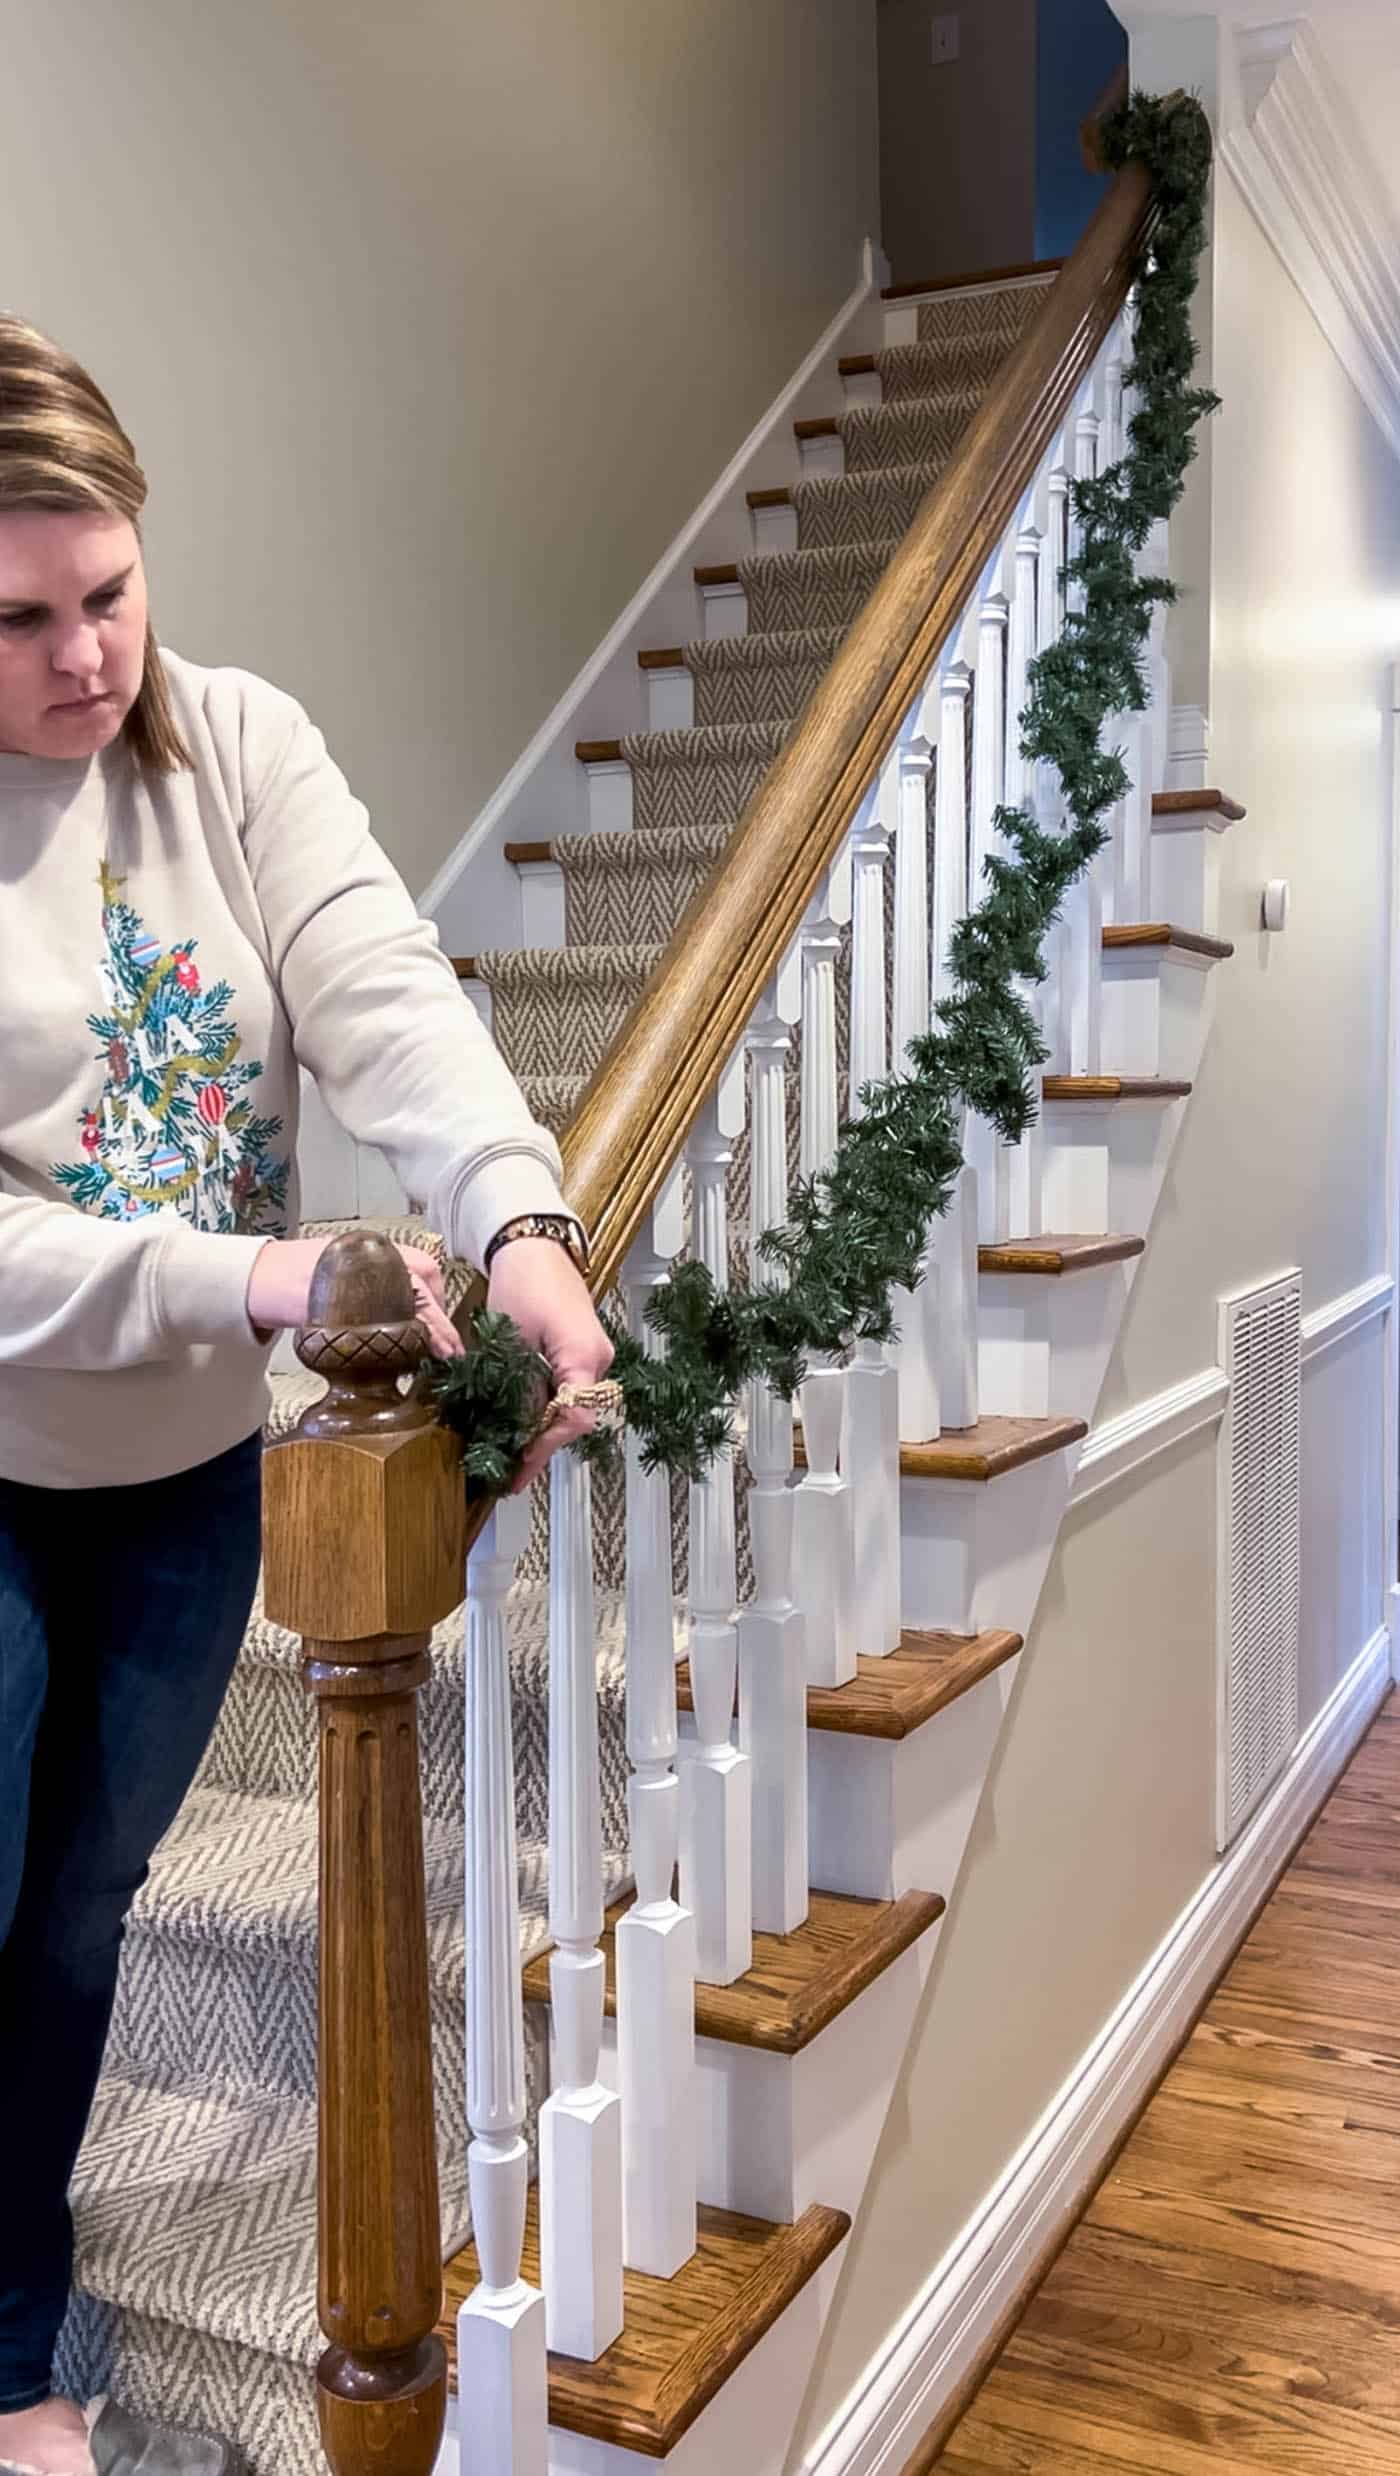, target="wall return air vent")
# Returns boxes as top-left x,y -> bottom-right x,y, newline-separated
1216,1271 -> 1302,1851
